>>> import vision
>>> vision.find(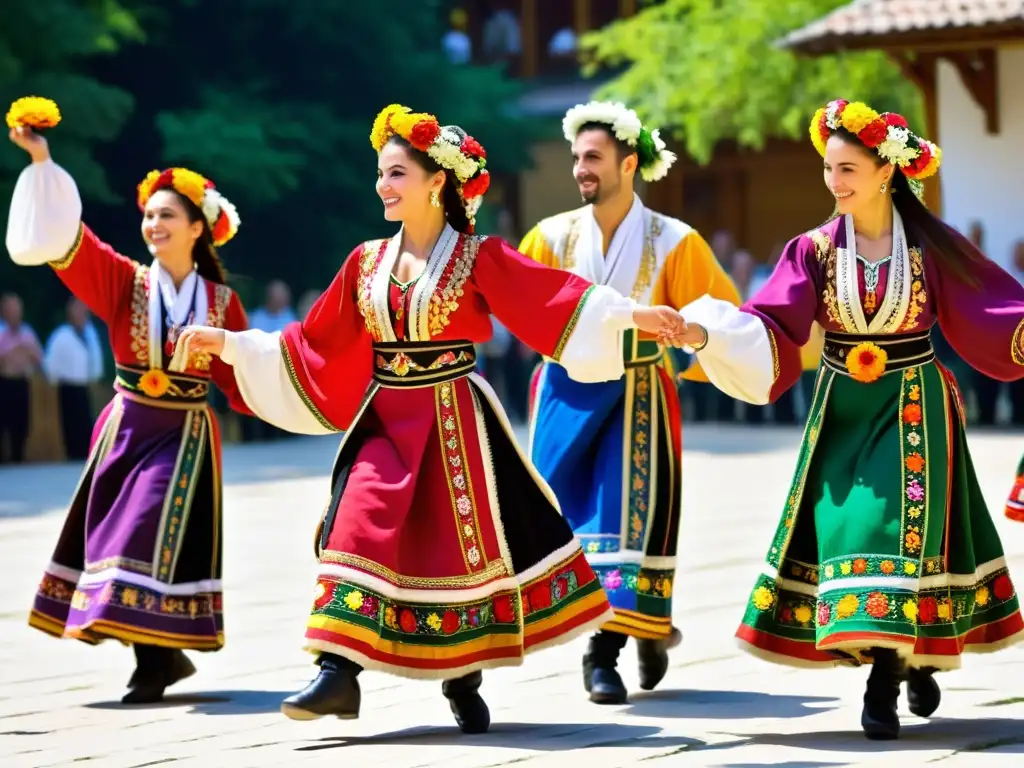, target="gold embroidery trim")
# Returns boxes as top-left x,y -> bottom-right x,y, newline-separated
901,247 -> 927,332
1013,318 -> 1024,366
318,550 -> 508,588
810,230 -> 841,326
375,349 -> 475,377
279,335 -> 340,432
428,235 -> 481,337
767,327 -> 781,383
630,215 -> 664,301
357,239 -> 387,341
552,285 -> 595,362
129,265 -> 150,366
50,222 -> 84,271
562,215 -> 582,270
